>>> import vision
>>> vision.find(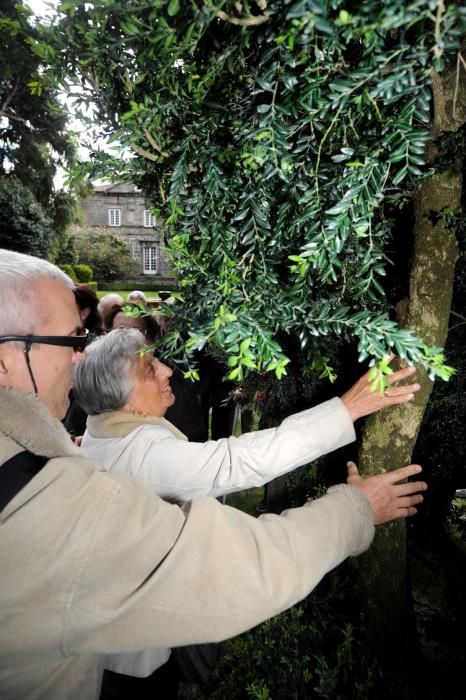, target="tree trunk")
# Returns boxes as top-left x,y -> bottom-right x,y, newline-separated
355,48 -> 465,669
